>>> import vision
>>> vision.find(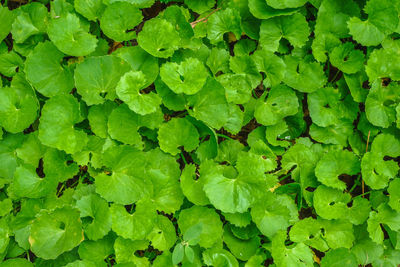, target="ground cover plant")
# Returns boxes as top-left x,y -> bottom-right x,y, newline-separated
0,0 -> 399,265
